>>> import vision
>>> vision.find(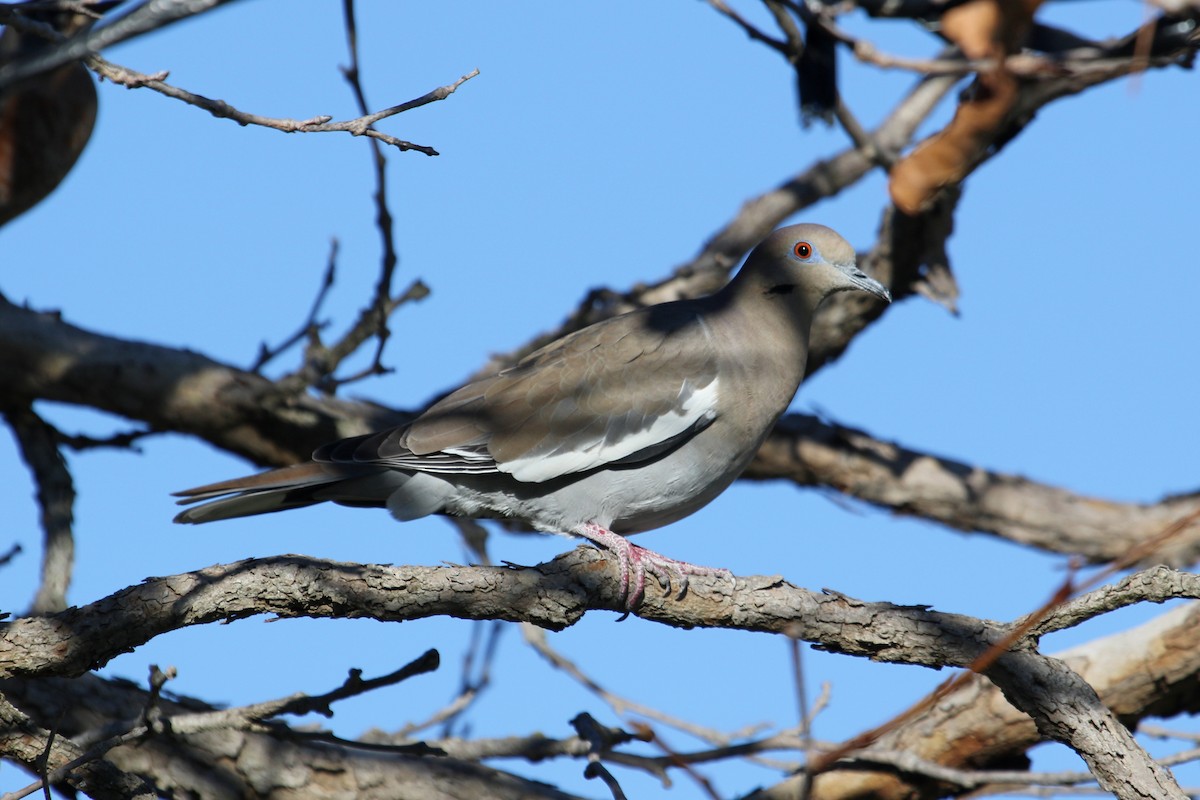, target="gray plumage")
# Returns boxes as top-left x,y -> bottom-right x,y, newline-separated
174,224 -> 890,606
